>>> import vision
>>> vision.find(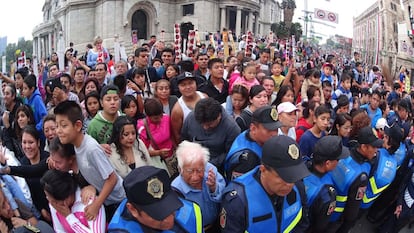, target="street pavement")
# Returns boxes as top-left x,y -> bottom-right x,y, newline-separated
350,213 -> 412,233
